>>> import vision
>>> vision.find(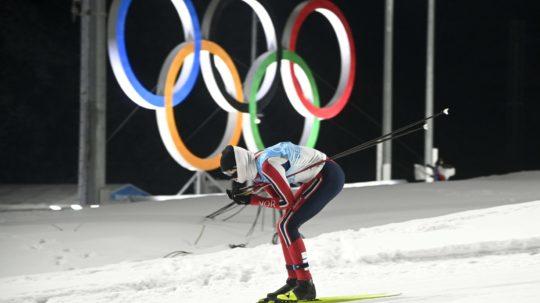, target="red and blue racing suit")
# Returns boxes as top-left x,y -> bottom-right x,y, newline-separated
248,142 -> 345,281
